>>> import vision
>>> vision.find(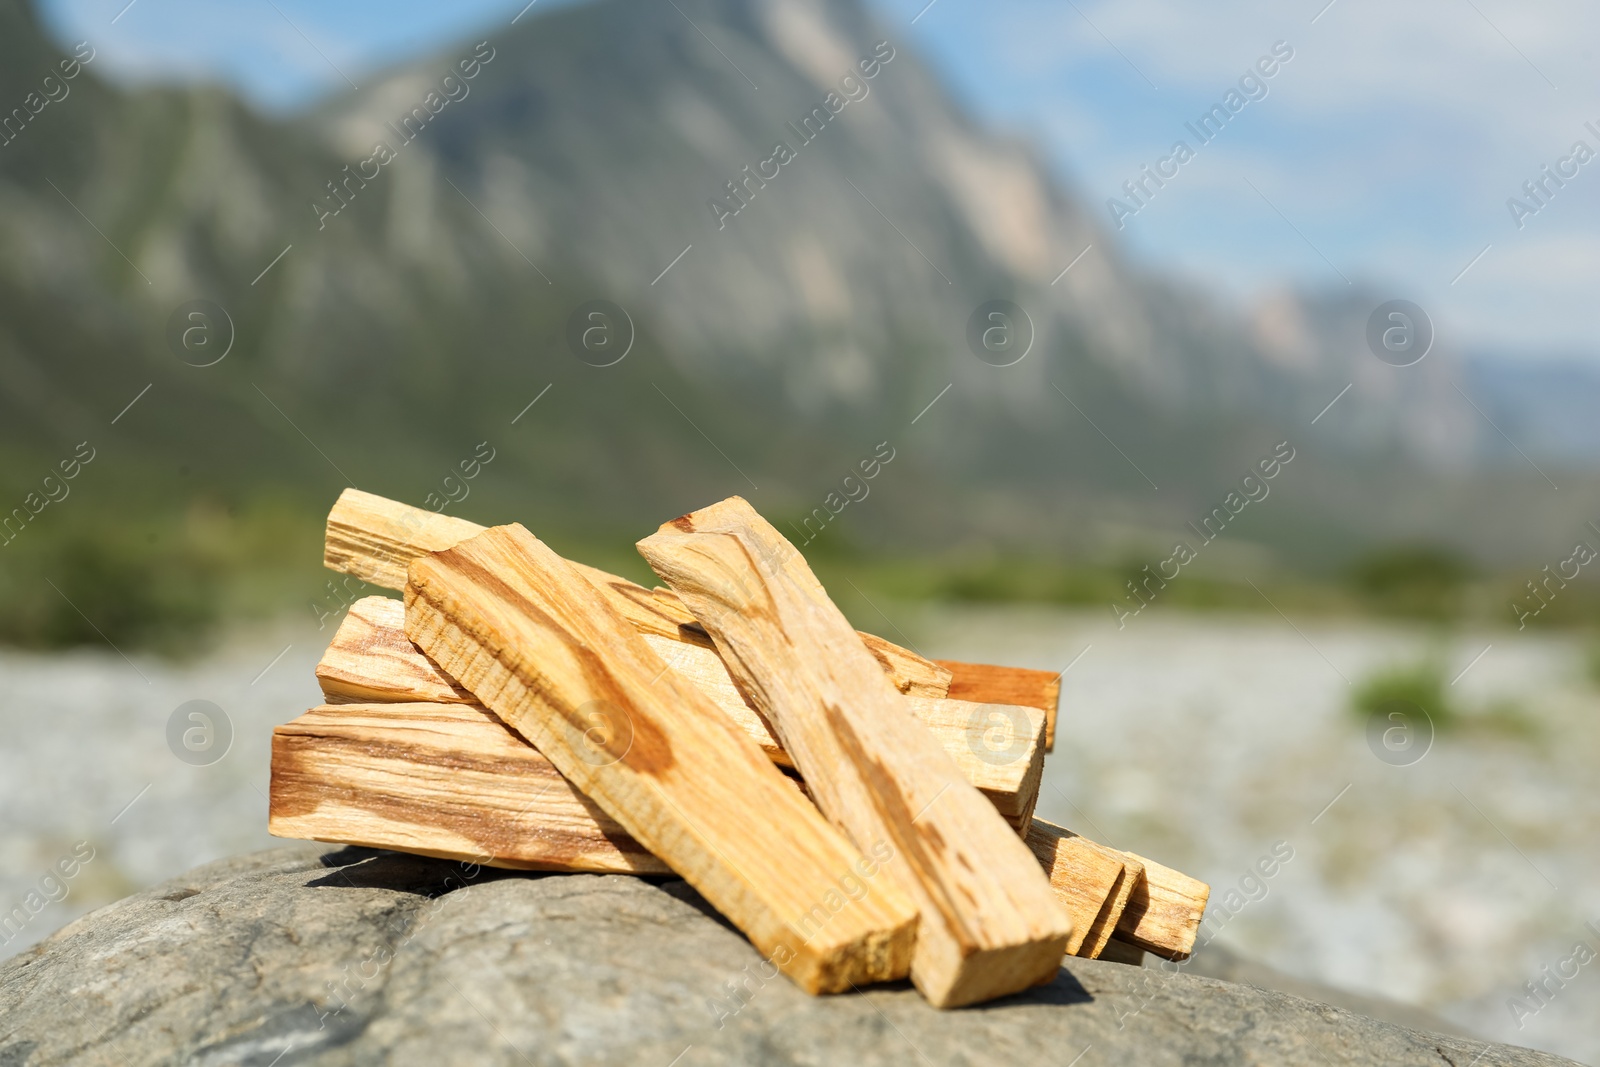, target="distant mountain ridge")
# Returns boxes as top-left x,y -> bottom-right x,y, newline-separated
0,0 -> 1593,578
304,0 -> 1530,482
